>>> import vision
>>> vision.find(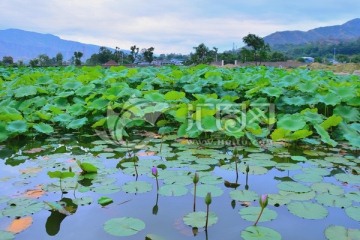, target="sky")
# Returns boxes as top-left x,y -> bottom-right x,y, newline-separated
0,0 -> 359,54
